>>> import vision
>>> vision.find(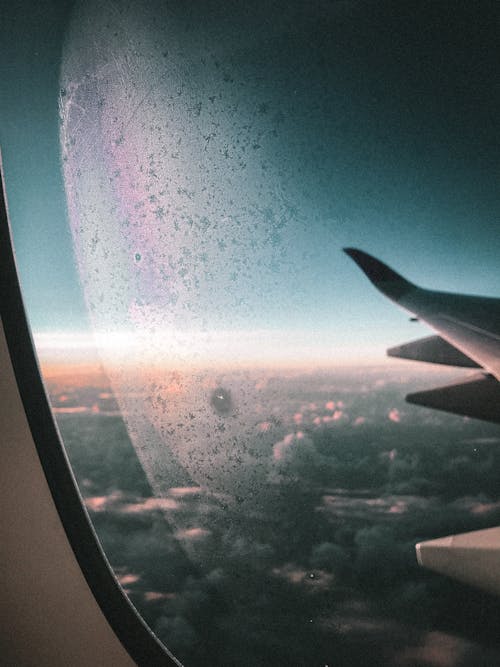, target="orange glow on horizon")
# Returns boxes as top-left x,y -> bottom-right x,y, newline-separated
40,361 -> 109,388
34,329 -> 400,377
